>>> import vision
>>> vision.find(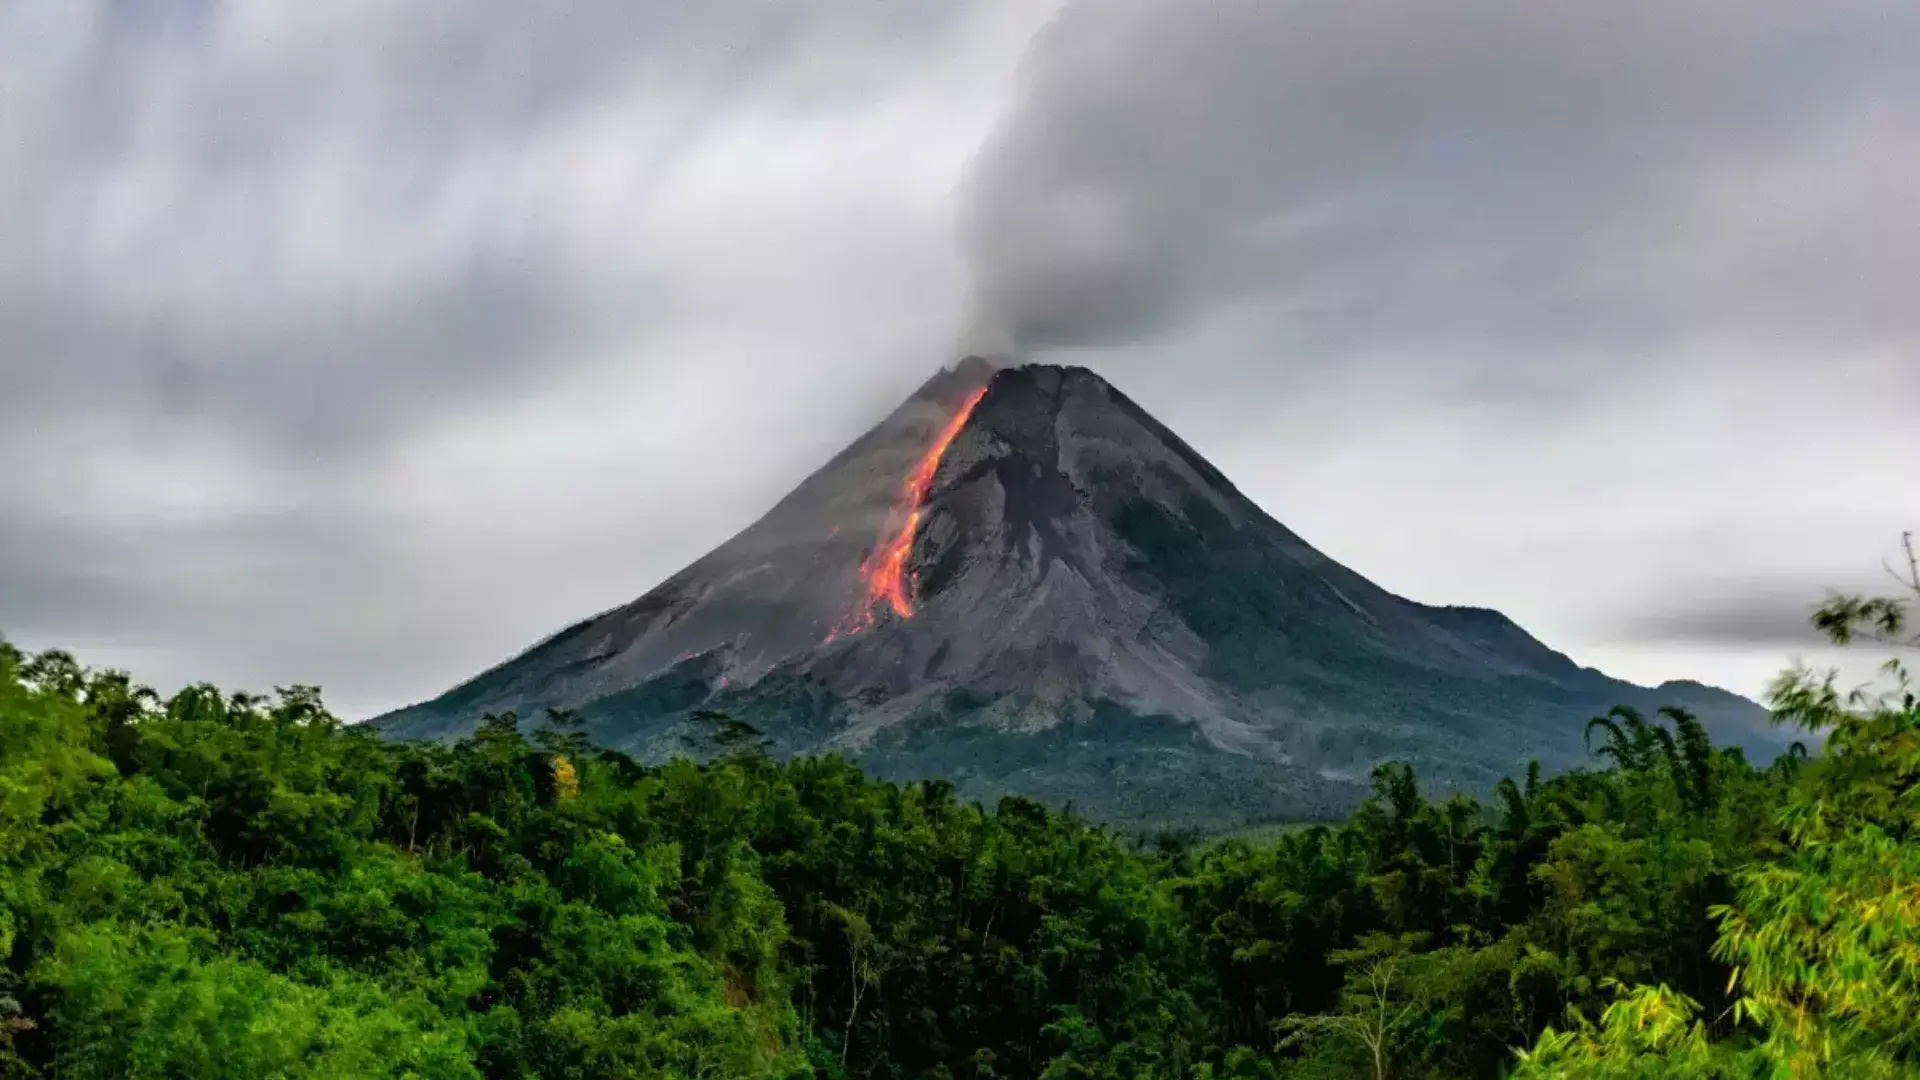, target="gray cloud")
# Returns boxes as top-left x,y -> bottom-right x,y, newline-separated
1617,543 -> 1920,650
961,0 -> 1920,371
1598,566 -> 1912,704
2,1 -> 979,464
957,0 -> 1918,703
0,0 -> 1018,712
2,0 -> 1913,718
1618,588 -> 1848,649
